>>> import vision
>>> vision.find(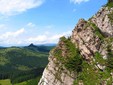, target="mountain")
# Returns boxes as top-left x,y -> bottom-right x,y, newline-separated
24,43 -> 55,52
0,45 -> 54,84
38,1 -> 113,85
